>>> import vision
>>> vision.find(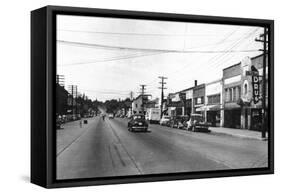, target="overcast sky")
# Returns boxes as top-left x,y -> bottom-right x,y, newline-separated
57,15 -> 263,102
